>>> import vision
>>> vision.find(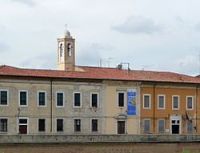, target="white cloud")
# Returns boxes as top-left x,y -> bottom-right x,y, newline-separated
175,16 -> 185,25
0,42 -> 9,52
20,52 -> 55,69
112,16 -> 162,35
175,55 -> 199,75
10,0 -> 36,7
77,43 -> 113,67
157,55 -> 199,76
194,23 -> 200,32
1,0 -> 200,75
